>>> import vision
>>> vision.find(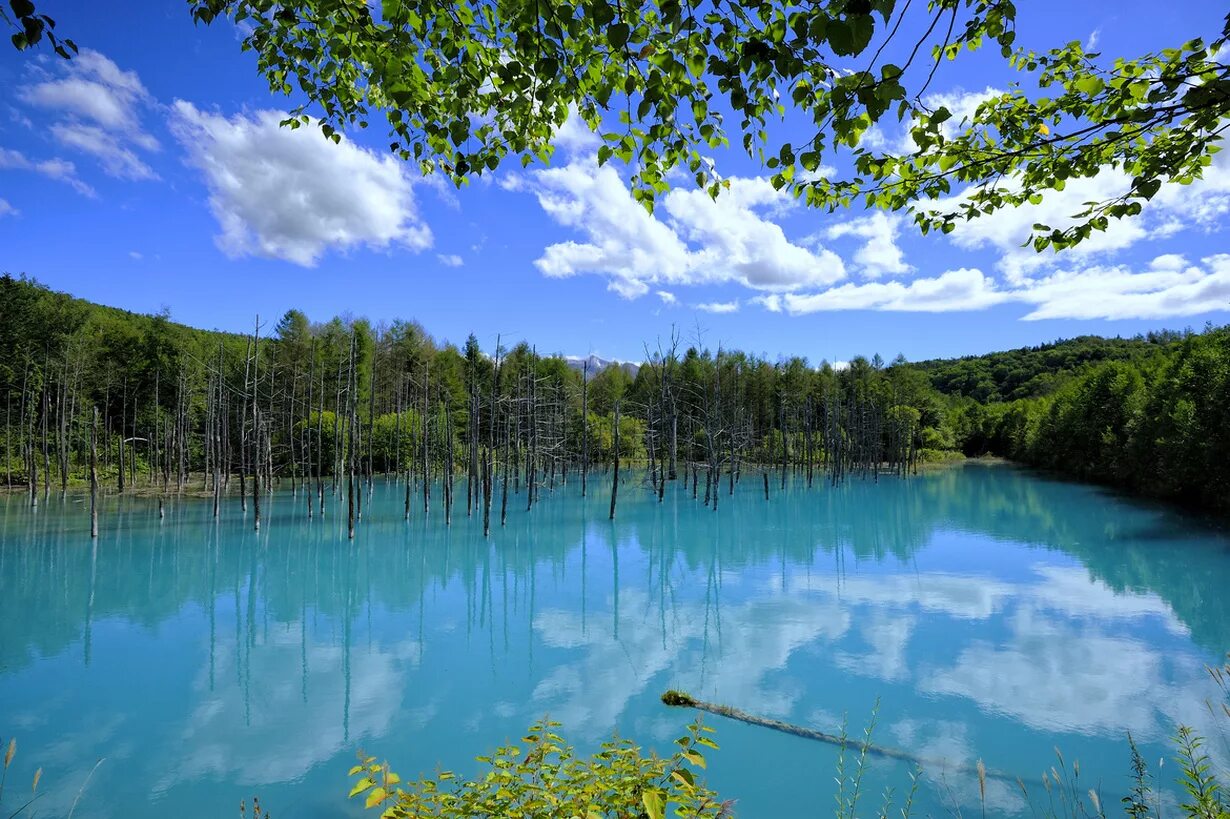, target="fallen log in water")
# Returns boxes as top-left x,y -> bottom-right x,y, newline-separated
661,690 -> 1023,784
